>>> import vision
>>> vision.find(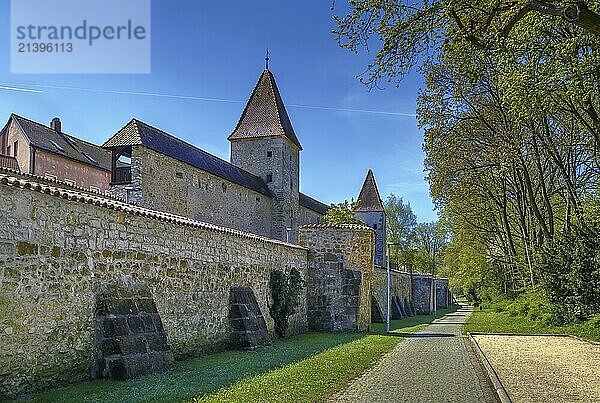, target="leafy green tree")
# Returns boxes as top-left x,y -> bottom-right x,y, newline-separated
541,222 -> 600,323
334,0 -> 600,319
269,268 -> 304,338
323,199 -> 365,225
413,221 -> 448,274
334,0 -> 600,86
384,194 -> 417,267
